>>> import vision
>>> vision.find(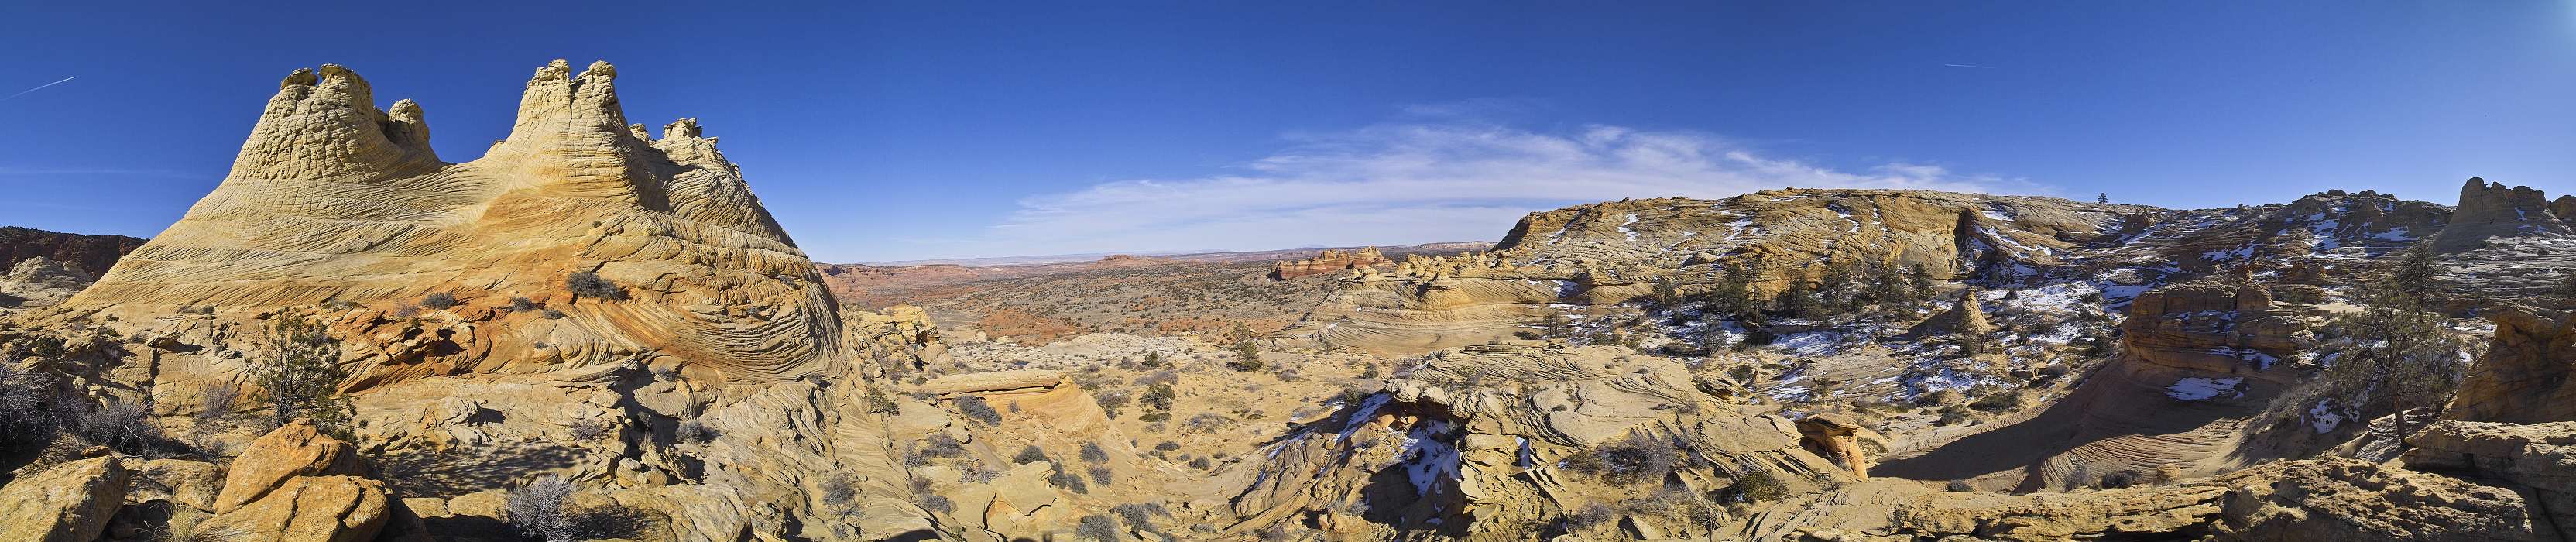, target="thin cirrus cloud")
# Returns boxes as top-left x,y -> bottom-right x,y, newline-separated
969,121 -> 2038,257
